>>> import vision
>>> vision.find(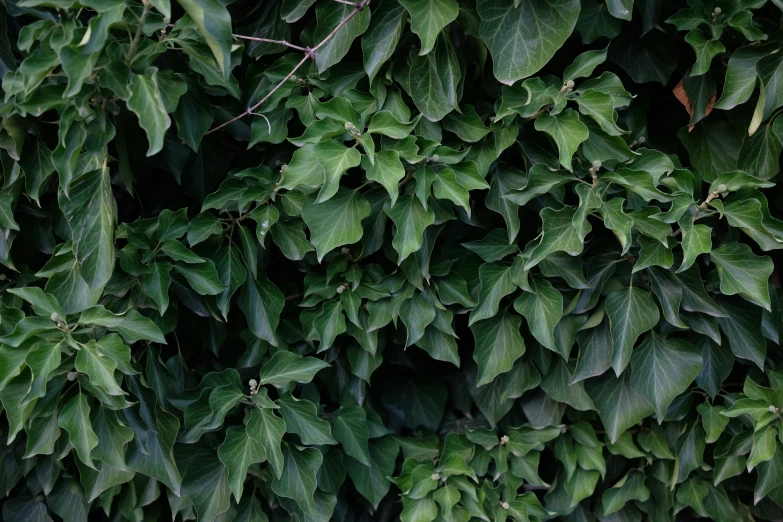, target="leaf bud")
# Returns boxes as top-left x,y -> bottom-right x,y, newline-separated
591,160 -> 602,169
713,7 -> 721,14
716,184 -> 727,193
67,371 -> 78,382
500,502 -> 510,510
431,473 -> 440,481
51,312 -> 62,323
566,80 -> 575,89
430,154 -> 439,162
